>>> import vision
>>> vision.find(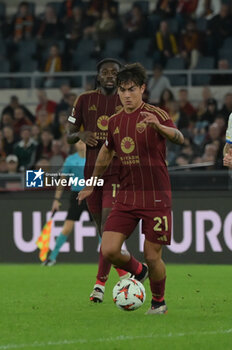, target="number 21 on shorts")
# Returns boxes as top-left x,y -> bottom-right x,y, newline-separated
153,216 -> 168,232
